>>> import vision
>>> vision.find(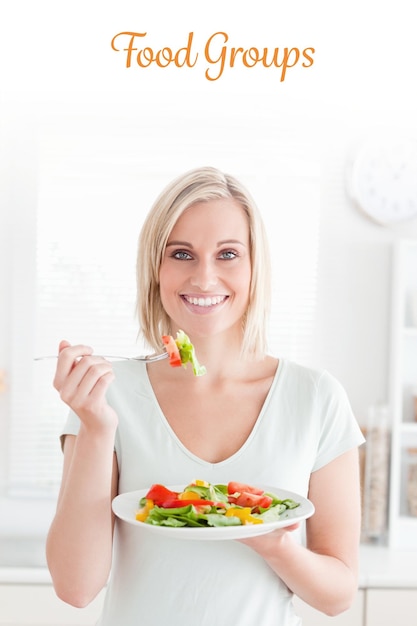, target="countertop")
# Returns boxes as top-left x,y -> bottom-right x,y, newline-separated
358,544 -> 417,588
1,544 -> 417,588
